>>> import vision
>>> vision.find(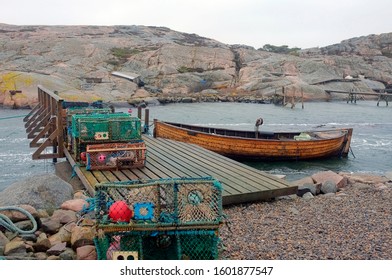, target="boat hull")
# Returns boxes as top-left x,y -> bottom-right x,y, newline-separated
153,120 -> 353,161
